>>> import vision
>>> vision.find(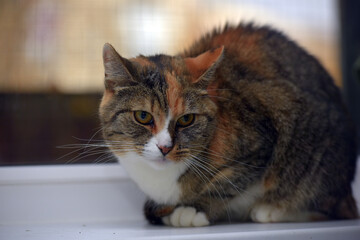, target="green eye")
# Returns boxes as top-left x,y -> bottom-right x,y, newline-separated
177,114 -> 195,128
134,111 -> 153,125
